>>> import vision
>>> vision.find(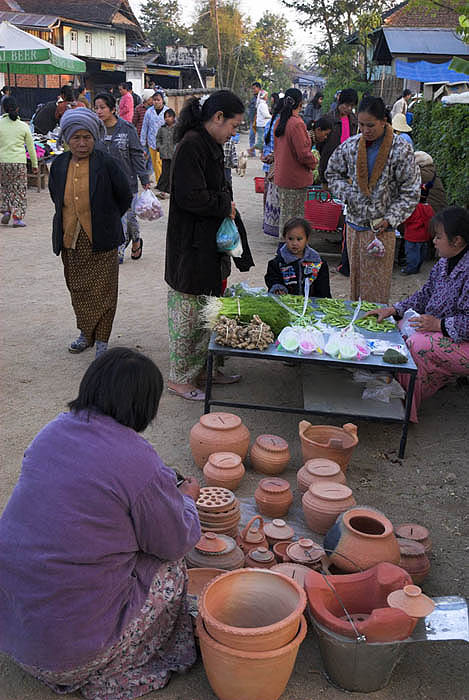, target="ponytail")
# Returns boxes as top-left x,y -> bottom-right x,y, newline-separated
176,89 -> 244,142
3,96 -> 19,121
274,88 -> 302,138
264,97 -> 284,145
